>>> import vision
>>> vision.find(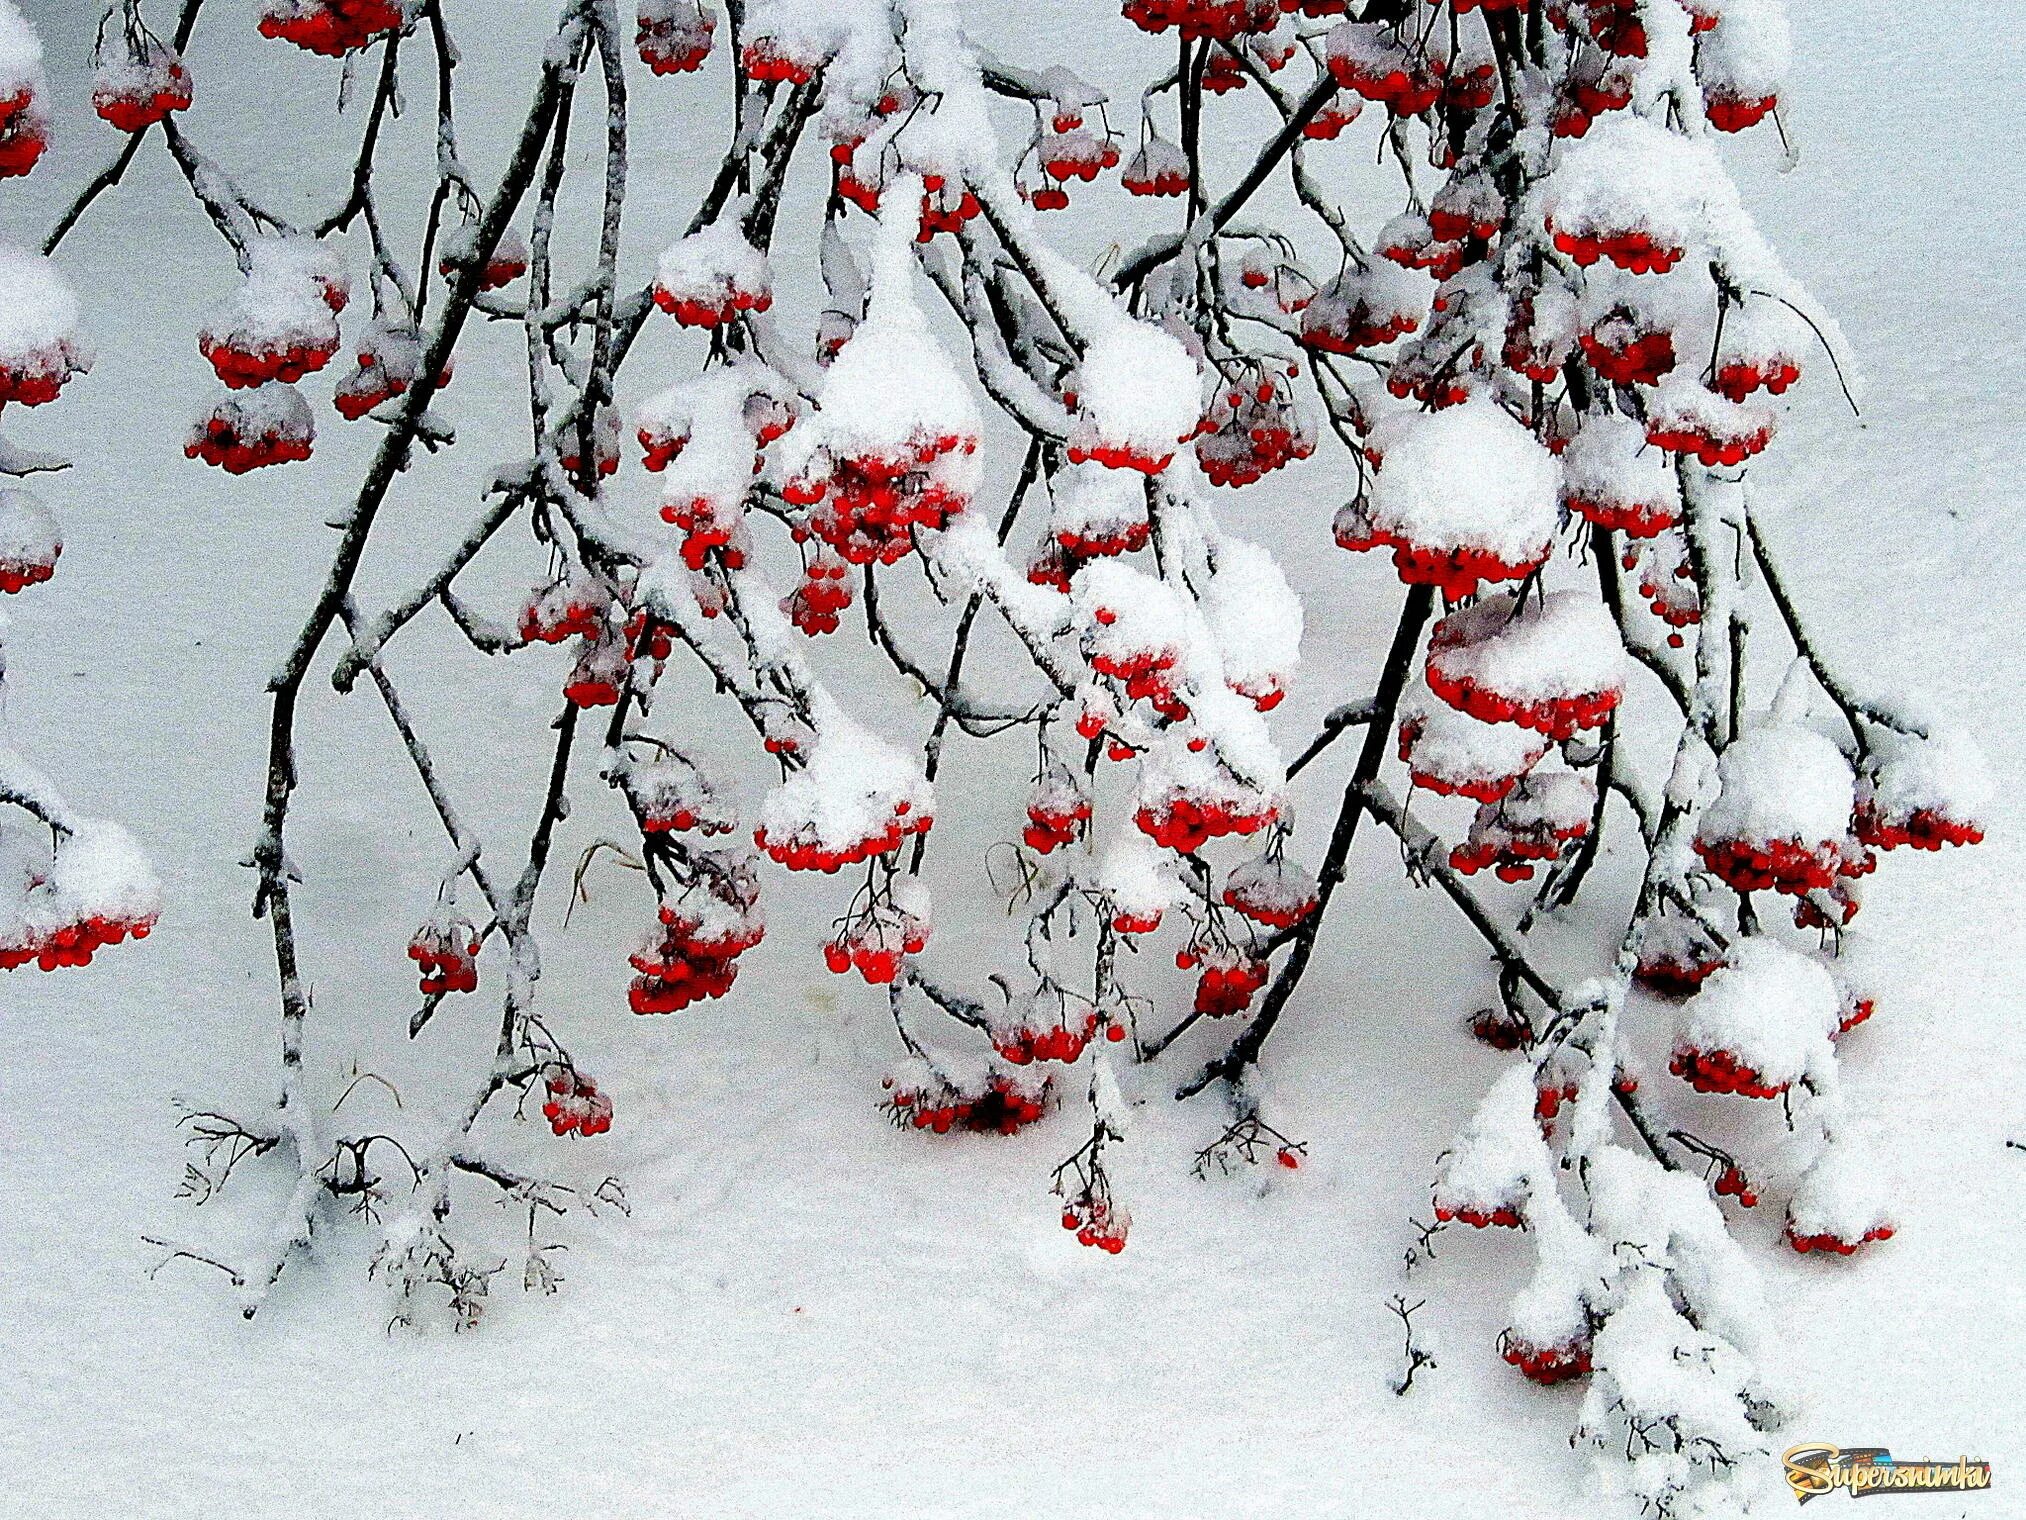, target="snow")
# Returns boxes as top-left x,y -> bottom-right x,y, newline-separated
1859,724 -> 1993,826
0,3 -> 2022,1517
783,174 -> 981,473
0,242 -> 80,359
1541,114 -> 1738,255
653,221 -> 772,314
756,694 -> 934,859
1065,312 -> 1202,470
0,485 -> 58,569
1700,0 -> 1793,102
1427,591 -> 1627,707
1786,1137 -> 1893,1244
1202,537 -> 1302,708
1561,412 -> 1679,523
1398,685 -> 1550,796
0,1 -> 42,99
1675,937 -> 1839,1090
1697,719 -> 1852,849
1368,398 -> 1560,562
